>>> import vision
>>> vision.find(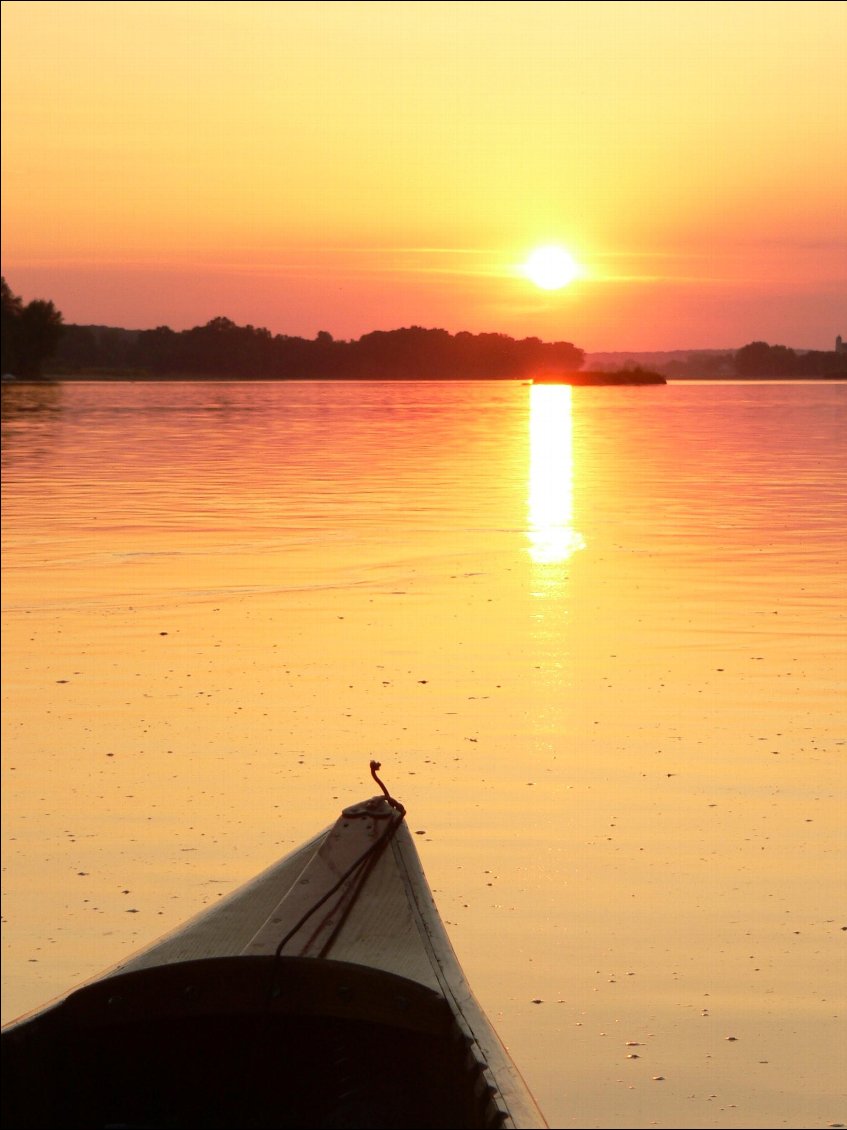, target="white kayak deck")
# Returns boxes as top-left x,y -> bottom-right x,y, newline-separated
118,797 -> 444,993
